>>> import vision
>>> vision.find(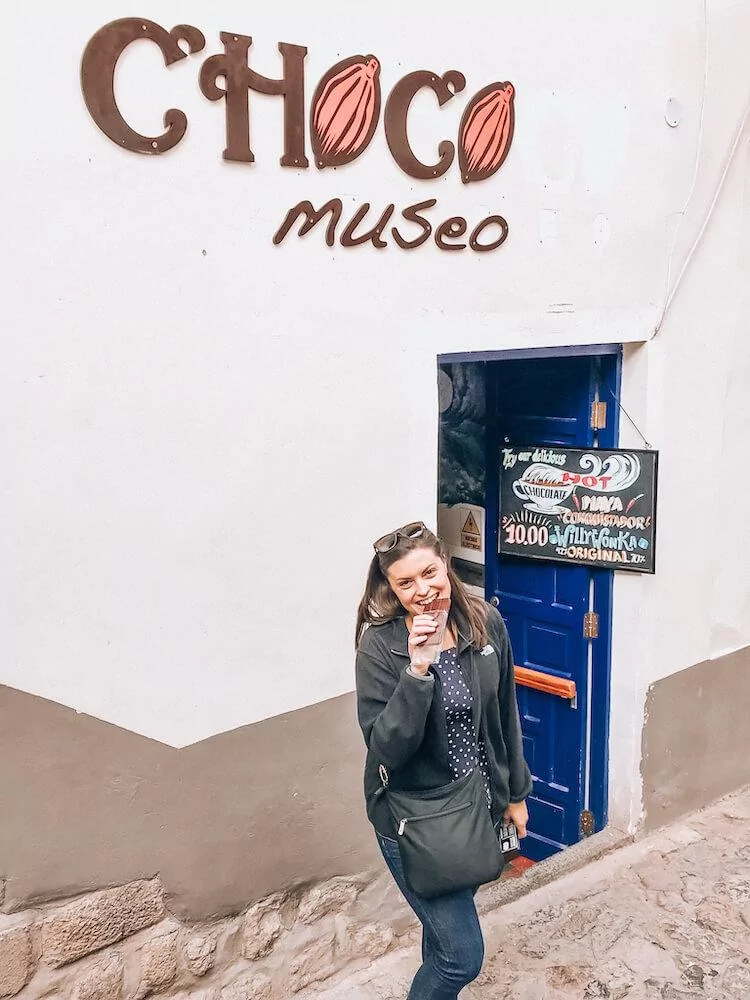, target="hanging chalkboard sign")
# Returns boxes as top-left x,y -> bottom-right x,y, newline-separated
499,446 -> 658,573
